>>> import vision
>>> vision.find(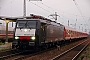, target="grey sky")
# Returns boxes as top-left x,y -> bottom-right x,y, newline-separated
0,0 -> 90,33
